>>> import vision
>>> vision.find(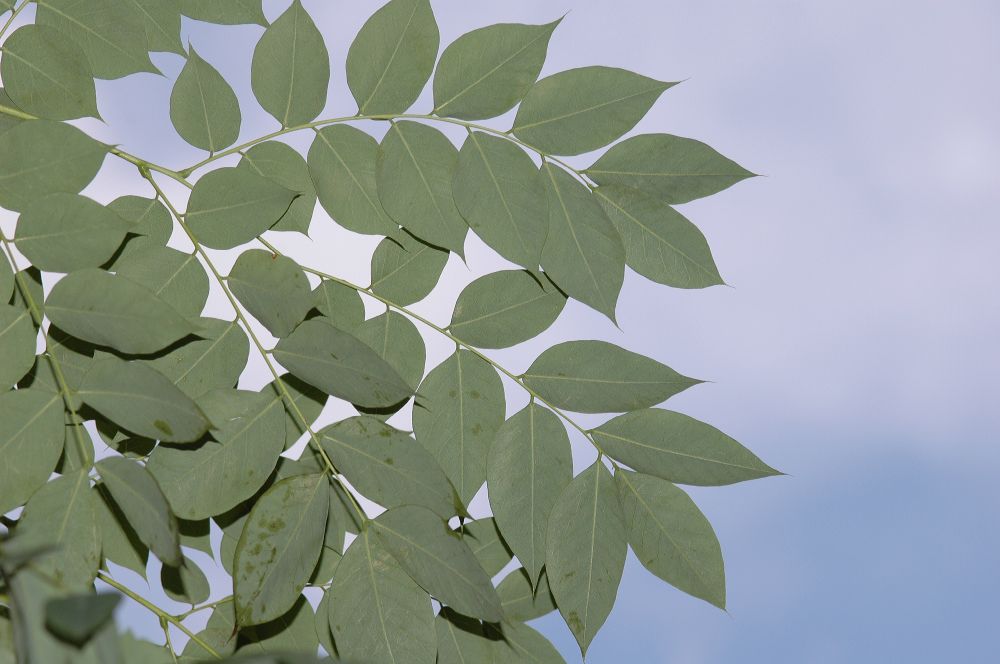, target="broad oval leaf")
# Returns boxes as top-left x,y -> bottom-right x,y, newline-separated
15,193 -> 129,273
170,47 -> 241,153
115,246 -> 210,318
180,0 -> 266,26
185,167 -> 297,249
369,229 -> 449,306
237,141 -> 317,235
161,555 -> 210,604
312,280 -> 365,330
128,0 -> 184,55
229,249 -> 313,338
143,318 -> 249,399
0,389 -> 64,515
0,303 -> 35,388
347,0 -> 439,115
497,568 -> 557,622
449,270 -> 565,349
523,340 -> 700,414
251,0 -> 329,127
353,310 -> 426,418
